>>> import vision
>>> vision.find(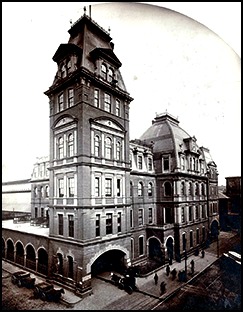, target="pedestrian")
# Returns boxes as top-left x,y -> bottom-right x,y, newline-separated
160,281 -> 166,295
171,268 -> 177,280
166,264 -> 170,276
154,273 -> 158,285
201,249 -> 205,258
190,259 -> 195,275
